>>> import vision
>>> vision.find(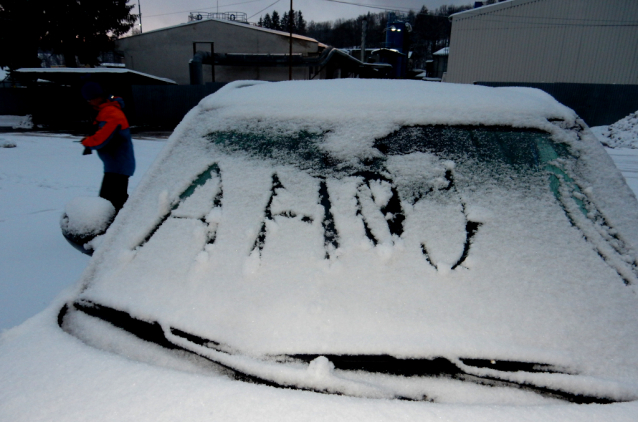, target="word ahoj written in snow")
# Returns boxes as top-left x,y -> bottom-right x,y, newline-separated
249,171 -> 481,272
